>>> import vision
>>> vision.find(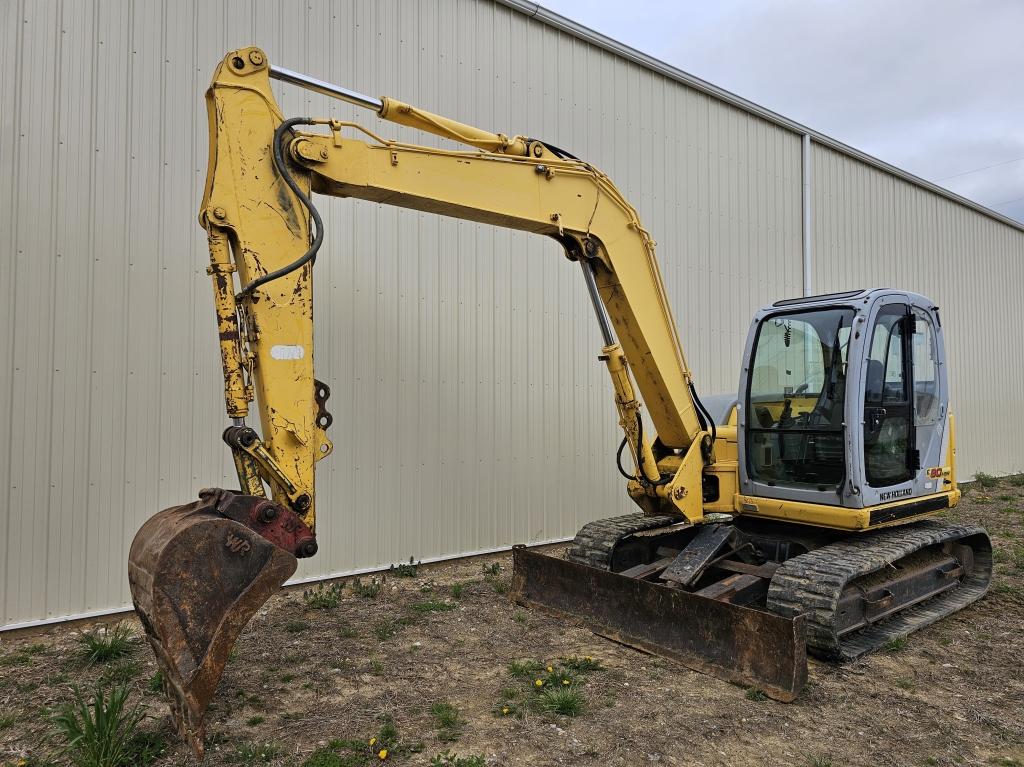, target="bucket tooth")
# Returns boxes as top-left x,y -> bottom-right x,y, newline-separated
128,496 -> 299,757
